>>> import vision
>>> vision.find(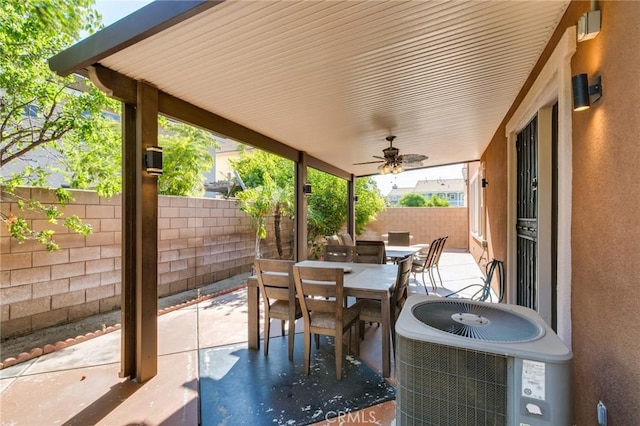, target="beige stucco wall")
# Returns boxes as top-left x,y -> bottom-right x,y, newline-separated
480,1 -> 640,423
569,1 -> 640,424
0,188 -> 292,339
361,207 -> 468,249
